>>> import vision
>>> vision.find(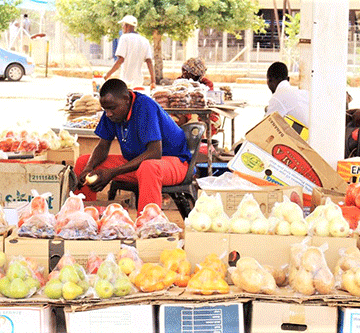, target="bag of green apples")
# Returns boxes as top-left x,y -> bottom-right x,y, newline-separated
94,253 -> 134,299
0,255 -> 44,299
43,252 -> 90,300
